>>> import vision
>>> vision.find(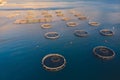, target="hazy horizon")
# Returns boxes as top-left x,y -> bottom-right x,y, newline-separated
6,0 -> 120,3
